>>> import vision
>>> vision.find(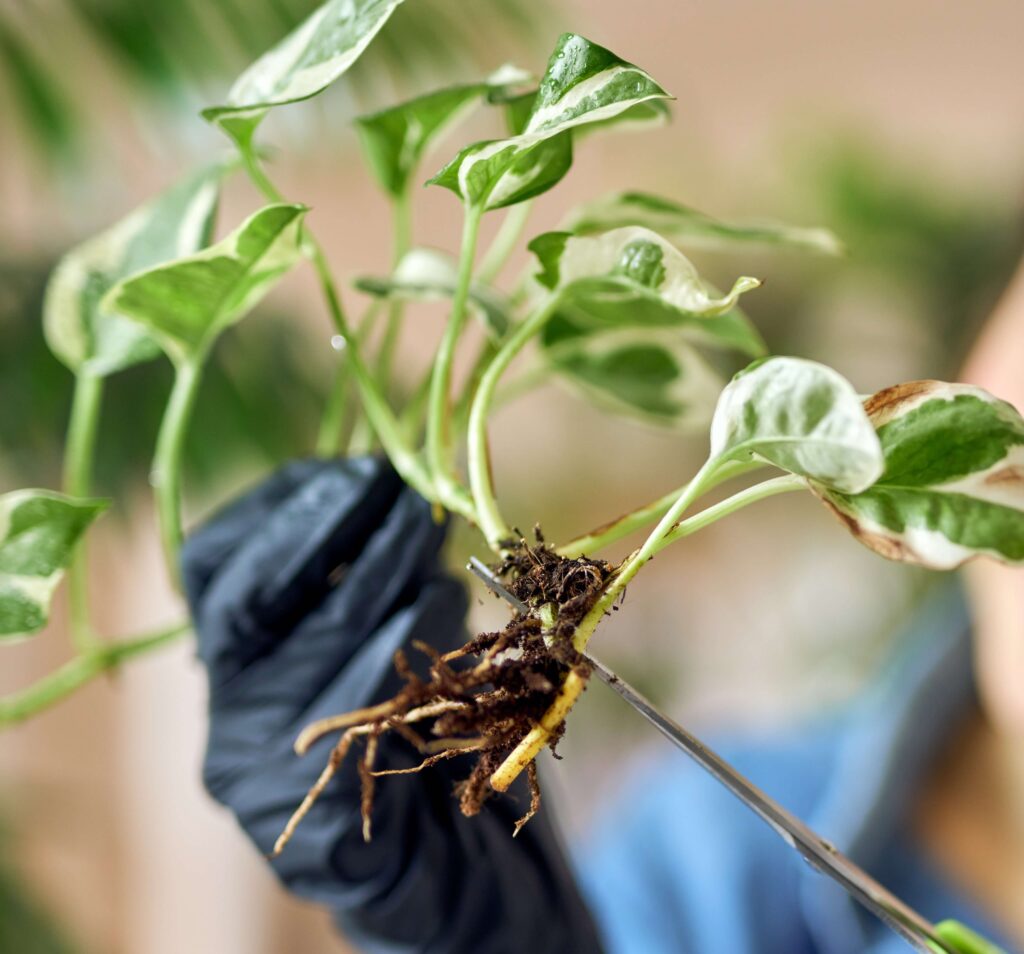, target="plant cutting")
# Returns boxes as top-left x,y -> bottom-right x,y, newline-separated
3,0 -> 1023,889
